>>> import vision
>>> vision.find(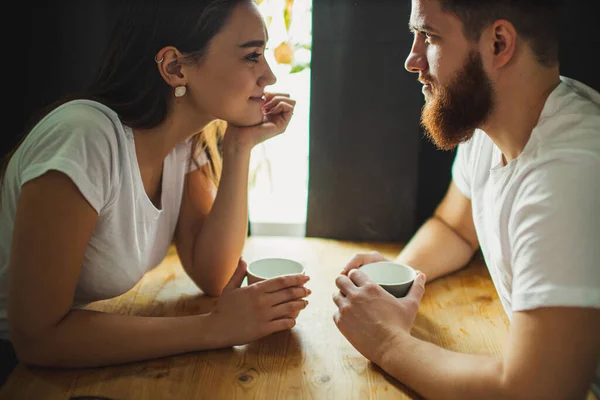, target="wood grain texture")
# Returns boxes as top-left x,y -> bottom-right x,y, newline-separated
1,236 -> 556,400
